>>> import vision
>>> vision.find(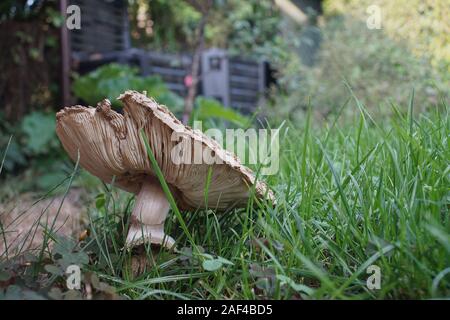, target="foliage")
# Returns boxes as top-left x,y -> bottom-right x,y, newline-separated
0,111 -> 65,192
21,112 -> 59,154
0,0 -> 61,121
0,234 -> 121,300
72,63 -> 251,128
271,7 -> 448,123
72,64 -> 184,114
0,115 -> 26,173
0,0 -> 448,301
128,0 -> 285,62
128,0 -> 200,52
119,99 -> 449,298
0,111 -> 58,171
0,59 -> 250,194
0,0 -> 56,22
211,0 -> 287,63
324,0 -> 450,76
192,97 -> 251,128
215,0 -> 286,62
